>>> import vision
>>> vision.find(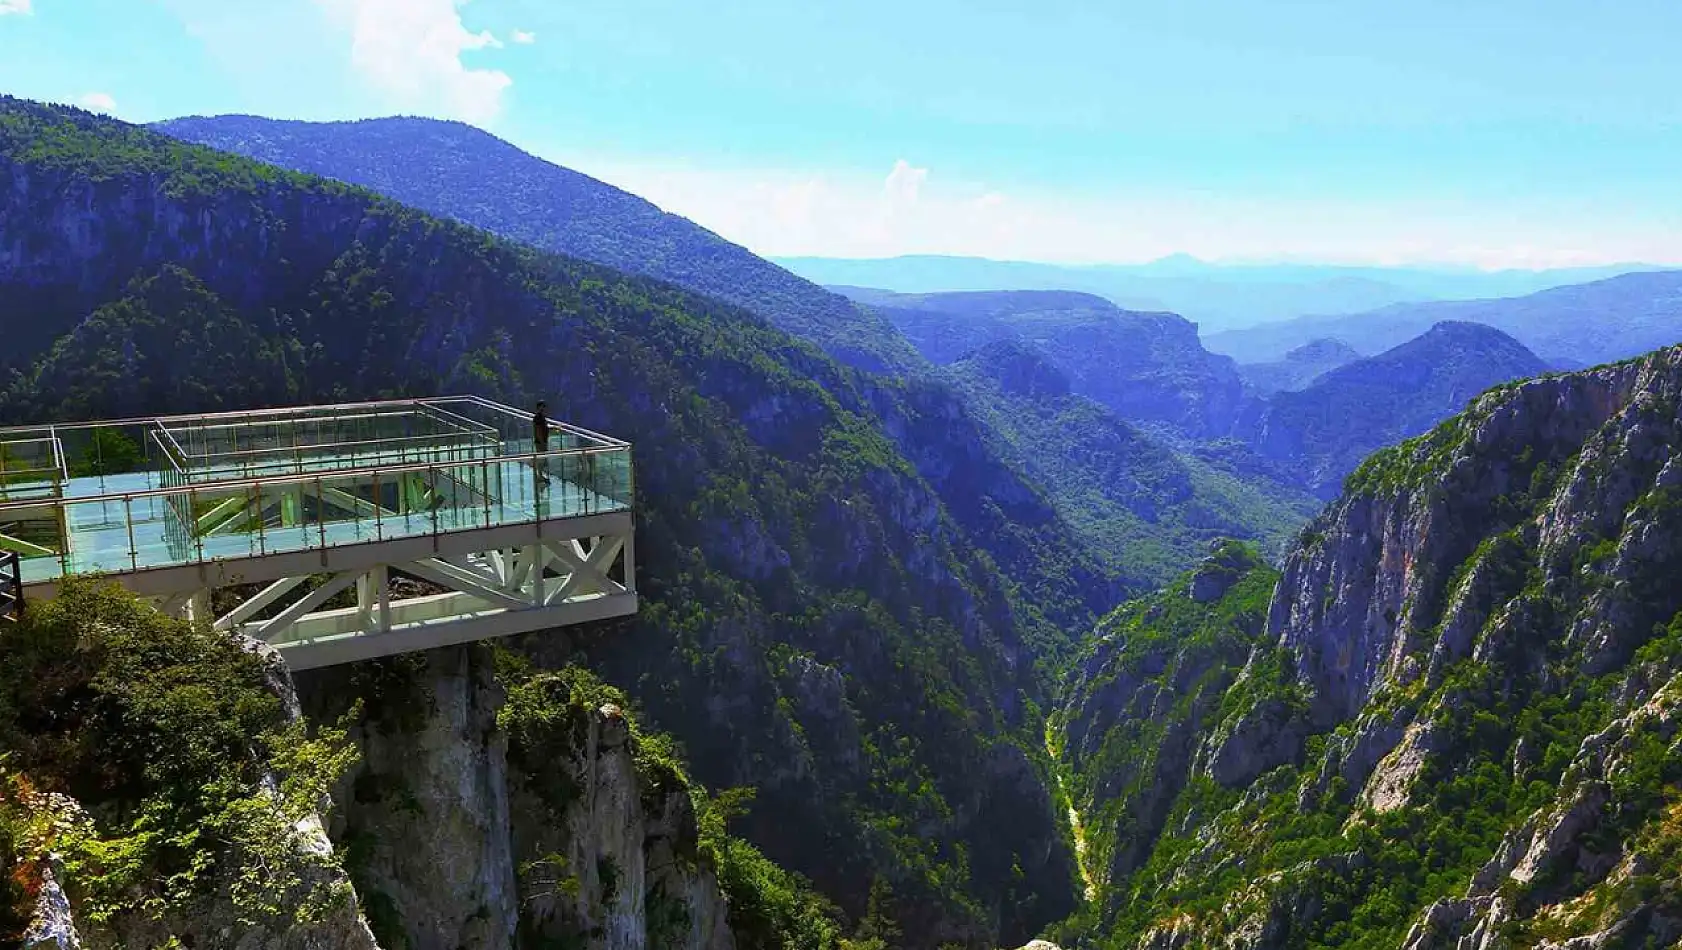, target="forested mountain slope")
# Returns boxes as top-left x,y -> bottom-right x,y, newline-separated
1246,322 -> 1551,497
153,113 -> 923,375
944,341 -> 1317,584
0,97 -> 1099,948
154,114 -> 1315,584
1053,344 -> 1682,949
